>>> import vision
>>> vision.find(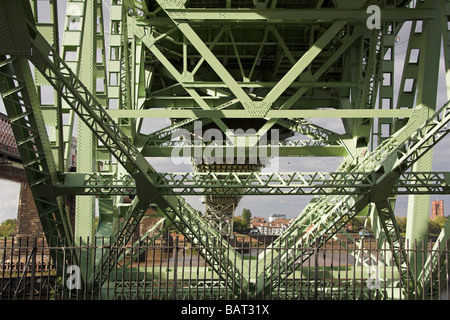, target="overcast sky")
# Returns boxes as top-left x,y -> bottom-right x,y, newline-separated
0,4 -> 449,224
